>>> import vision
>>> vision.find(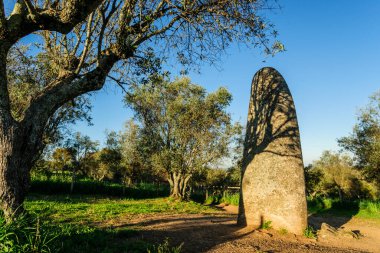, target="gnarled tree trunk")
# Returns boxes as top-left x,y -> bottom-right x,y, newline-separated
168,172 -> 191,199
